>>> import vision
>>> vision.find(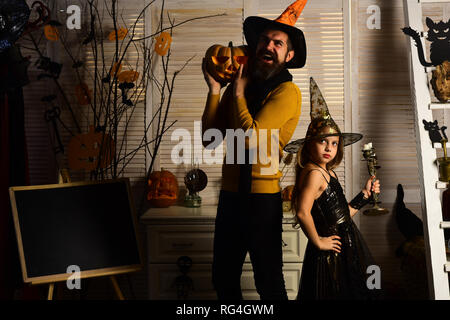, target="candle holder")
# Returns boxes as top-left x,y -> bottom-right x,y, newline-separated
362,143 -> 389,216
